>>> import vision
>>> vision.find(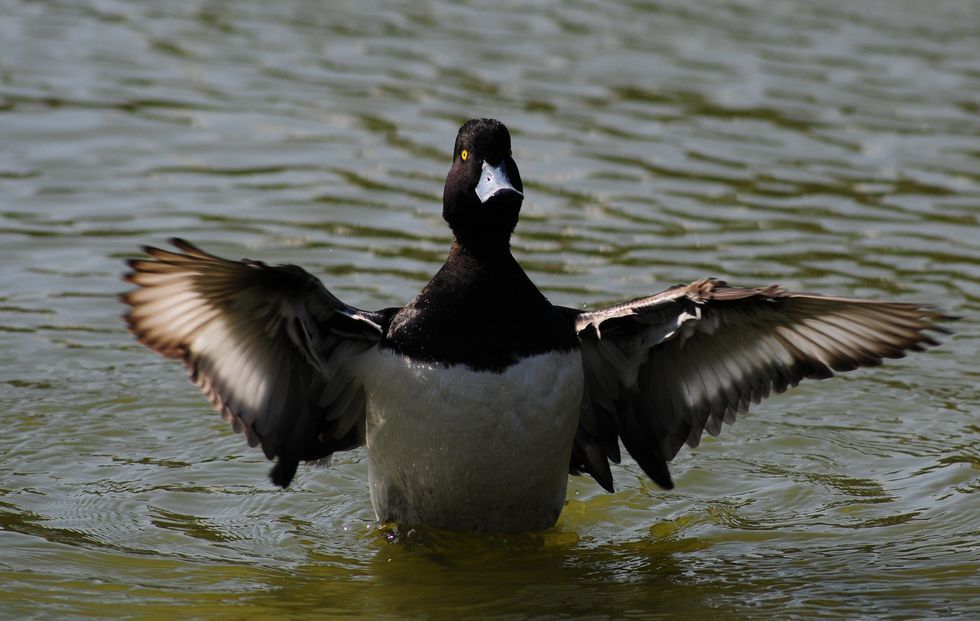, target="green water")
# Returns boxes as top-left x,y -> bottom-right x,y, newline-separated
1,1 -> 977,618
